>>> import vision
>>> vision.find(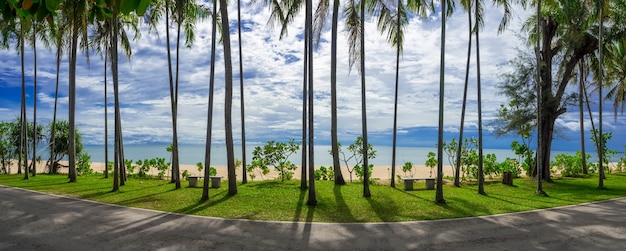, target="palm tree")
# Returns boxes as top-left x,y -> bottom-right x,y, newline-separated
435,0 -> 448,204
19,19 -> 28,180
474,0 -> 485,195
238,0 -> 249,185
202,0 -> 218,201
578,62 -> 588,174
359,0 -> 371,198
313,0 -> 346,186
306,0 -> 317,205
455,0 -> 472,188
219,0 -> 238,196
597,0 -> 605,189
